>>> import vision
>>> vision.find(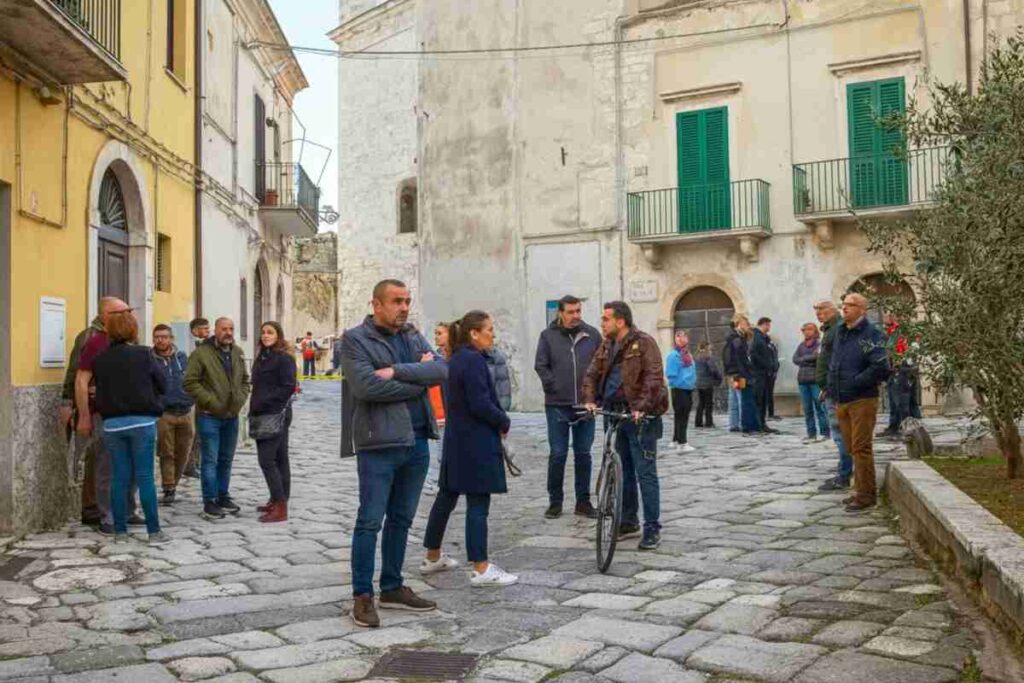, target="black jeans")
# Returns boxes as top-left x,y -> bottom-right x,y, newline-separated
695,388 -> 715,426
423,490 -> 491,562
256,408 -> 292,501
671,389 -> 693,444
751,372 -> 769,430
766,373 -> 778,417
545,406 -> 595,506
